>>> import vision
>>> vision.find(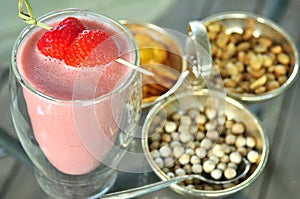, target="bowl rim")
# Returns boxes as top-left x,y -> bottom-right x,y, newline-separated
201,11 -> 299,102
141,89 -> 270,197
